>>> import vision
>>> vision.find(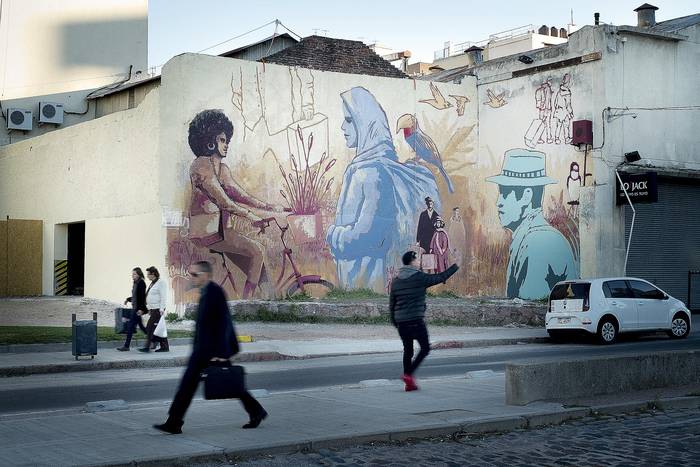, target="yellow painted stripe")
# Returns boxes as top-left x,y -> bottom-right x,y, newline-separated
55,272 -> 68,281
237,335 -> 254,343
